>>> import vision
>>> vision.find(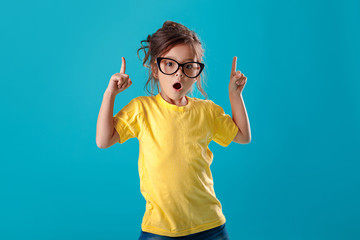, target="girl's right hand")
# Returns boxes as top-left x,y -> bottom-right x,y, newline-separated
106,57 -> 132,95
